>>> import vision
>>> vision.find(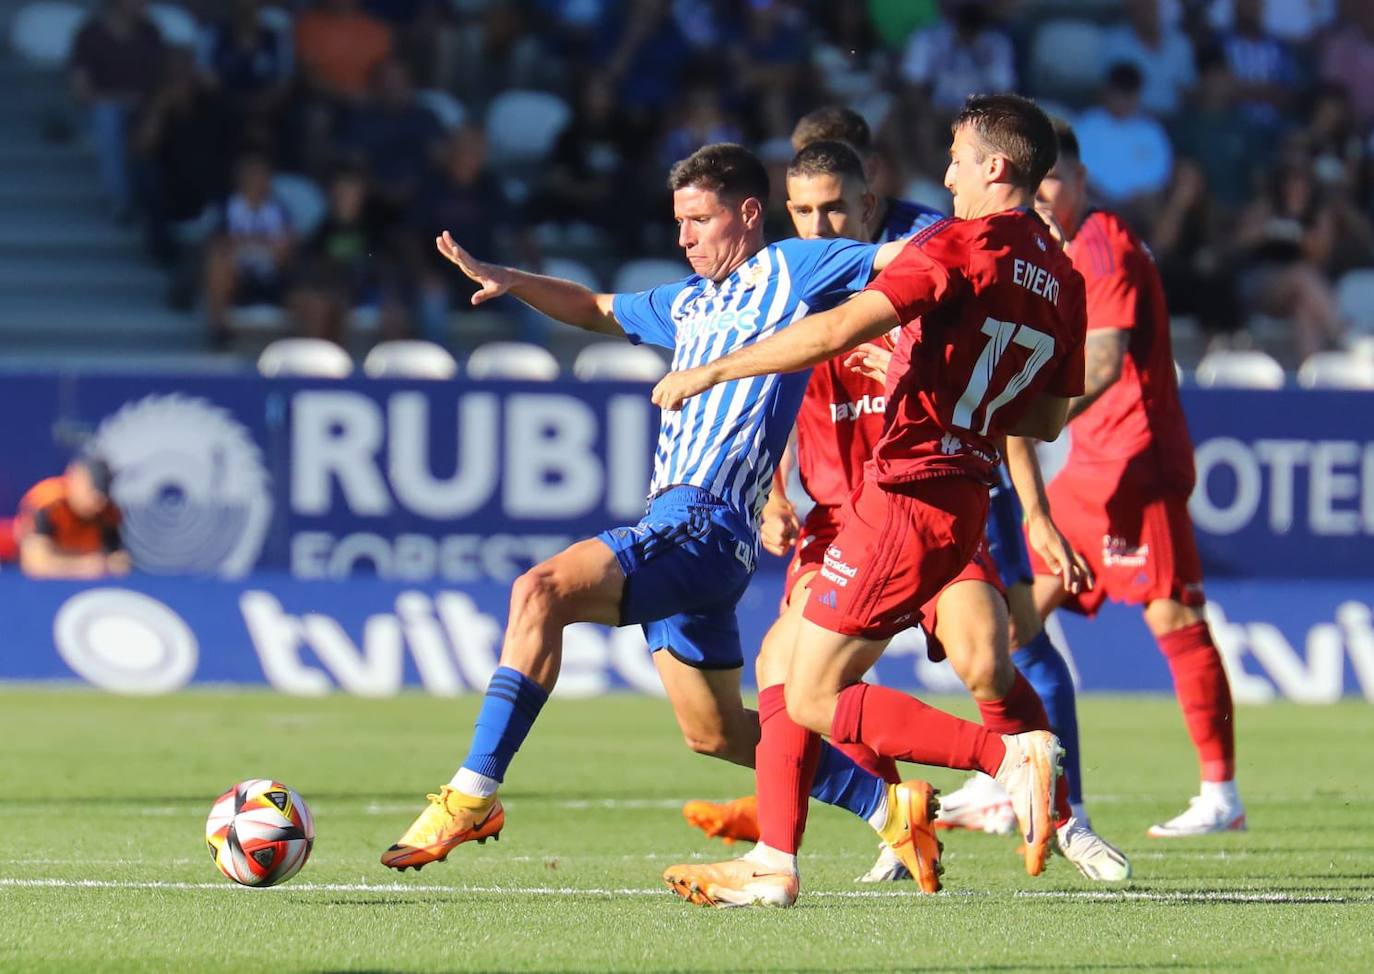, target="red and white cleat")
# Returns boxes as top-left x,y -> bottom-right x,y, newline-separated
933,773 -> 1016,835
